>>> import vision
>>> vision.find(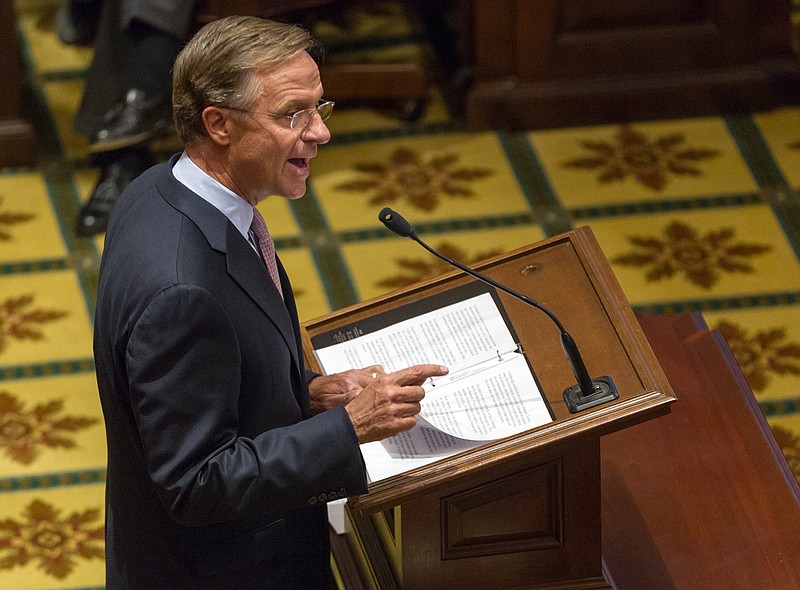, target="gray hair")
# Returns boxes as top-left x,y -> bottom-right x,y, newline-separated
172,16 -> 320,143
